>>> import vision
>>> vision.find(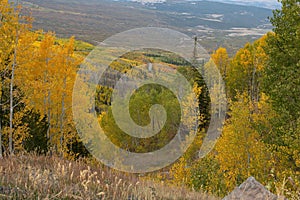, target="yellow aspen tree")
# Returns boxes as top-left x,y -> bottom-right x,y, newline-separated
16,32 -> 56,142
181,83 -> 204,162
226,44 -> 253,100
211,47 -> 230,118
0,0 -> 20,155
215,93 -> 272,192
211,47 -> 229,79
0,0 -> 14,158
10,32 -> 37,152
0,0 -> 33,154
55,37 -> 82,155
226,36 -> 268,102
16,32 -> 63,153
40,33 -> 57,142
17,33 -> 82,156
204,59 -> 227,118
